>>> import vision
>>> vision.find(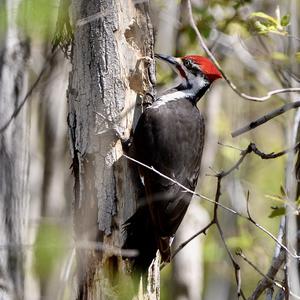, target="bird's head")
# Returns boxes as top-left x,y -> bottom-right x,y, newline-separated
155,53 -> 222,86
